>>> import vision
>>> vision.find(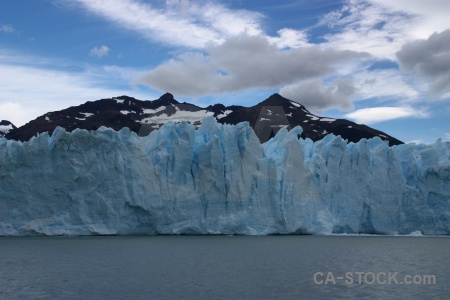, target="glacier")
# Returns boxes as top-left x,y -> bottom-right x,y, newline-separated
0,117 -> 449,236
